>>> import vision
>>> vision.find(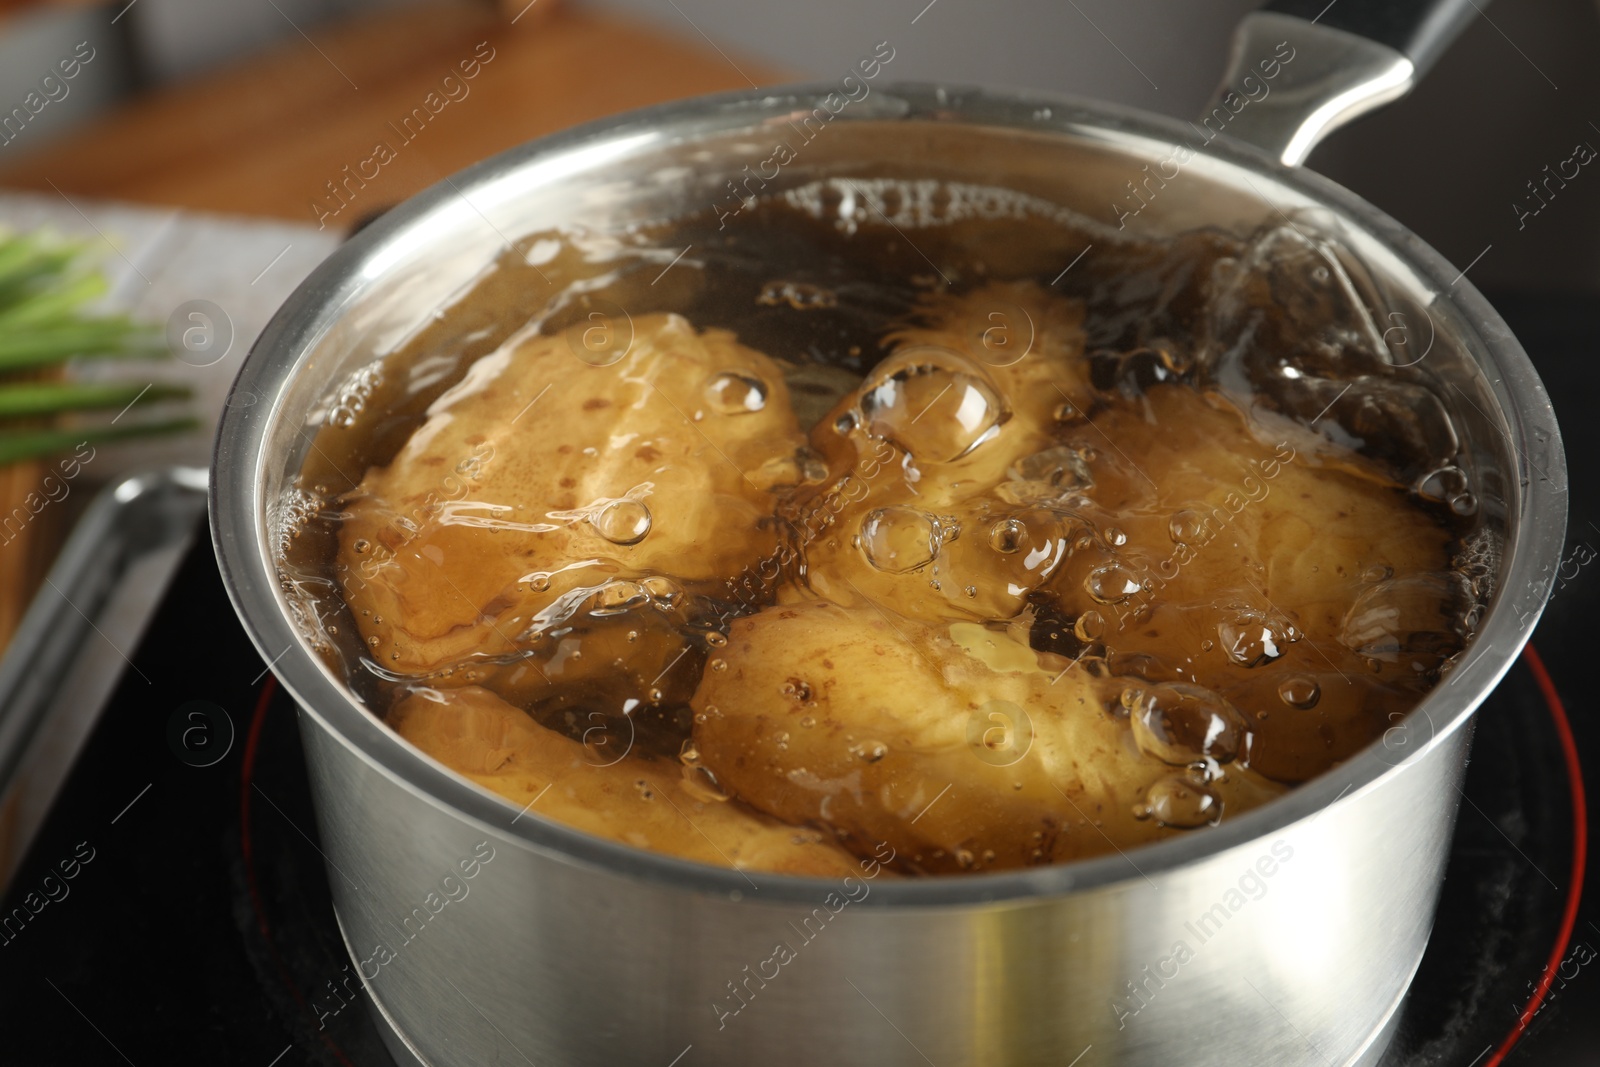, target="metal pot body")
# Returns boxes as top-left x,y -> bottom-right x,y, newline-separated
213,83 -> 1566,1067
301,704 -> 1471,1066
